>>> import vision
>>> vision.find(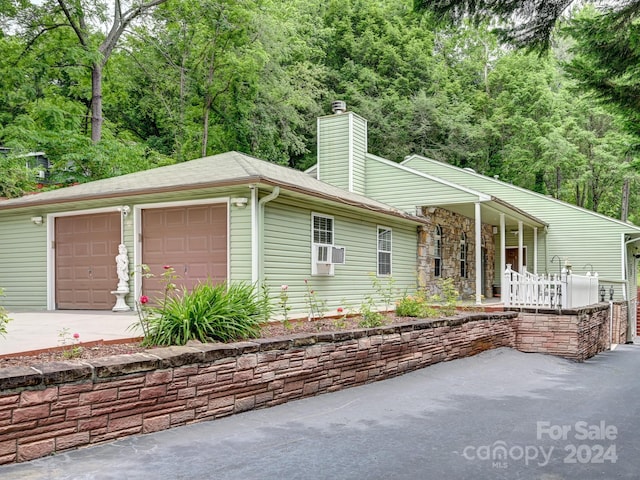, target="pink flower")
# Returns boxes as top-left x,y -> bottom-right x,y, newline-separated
139,295 -> 149,304
163,265 -> 171,270
281,284 -> 288,291
337,307 -> 343,313
73,333 -> 80,339
304,279 -> 308,284
310,290 -> 314,294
